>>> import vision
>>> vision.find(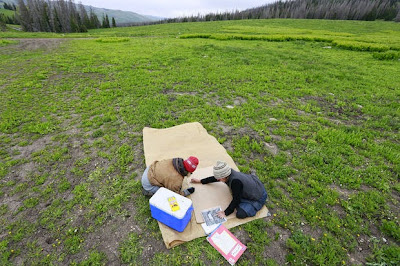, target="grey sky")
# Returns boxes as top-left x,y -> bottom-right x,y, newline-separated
77,0 -> 275,18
